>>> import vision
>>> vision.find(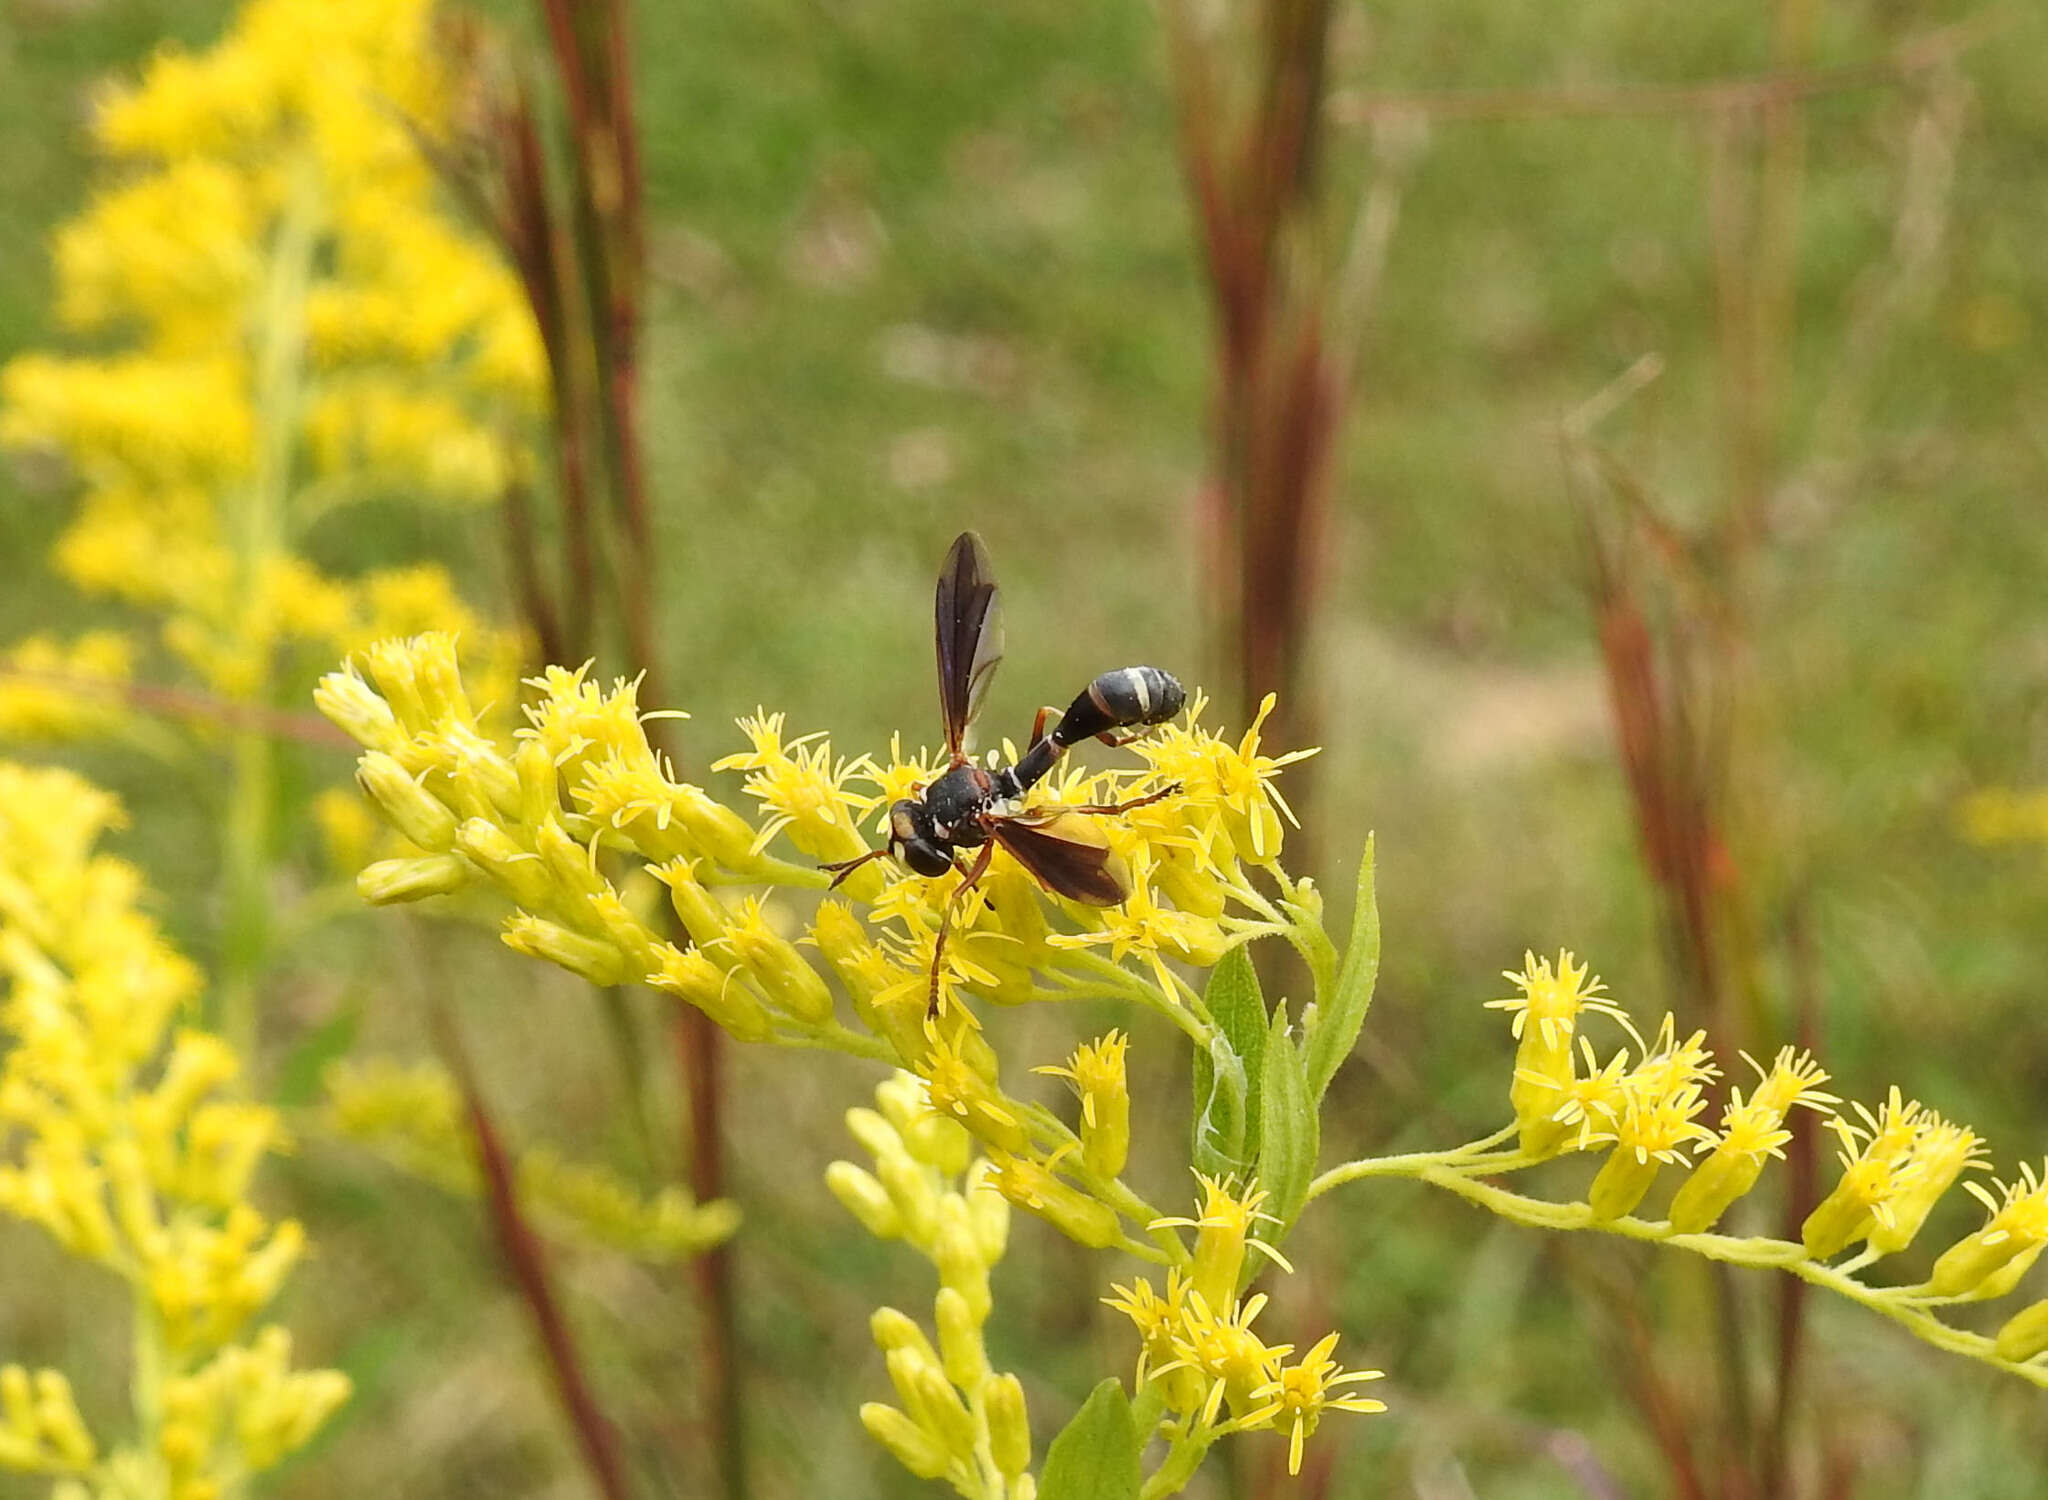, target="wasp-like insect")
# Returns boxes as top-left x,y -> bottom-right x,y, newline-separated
822,531 -> 1186,1013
